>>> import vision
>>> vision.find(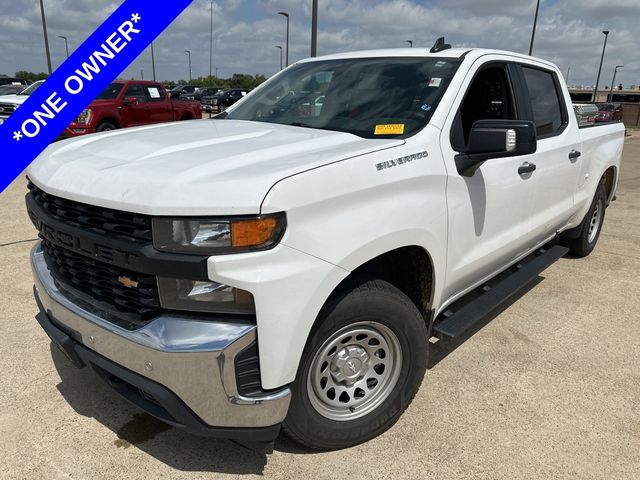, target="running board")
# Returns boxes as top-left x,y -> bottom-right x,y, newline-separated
433,245 -> 569,340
